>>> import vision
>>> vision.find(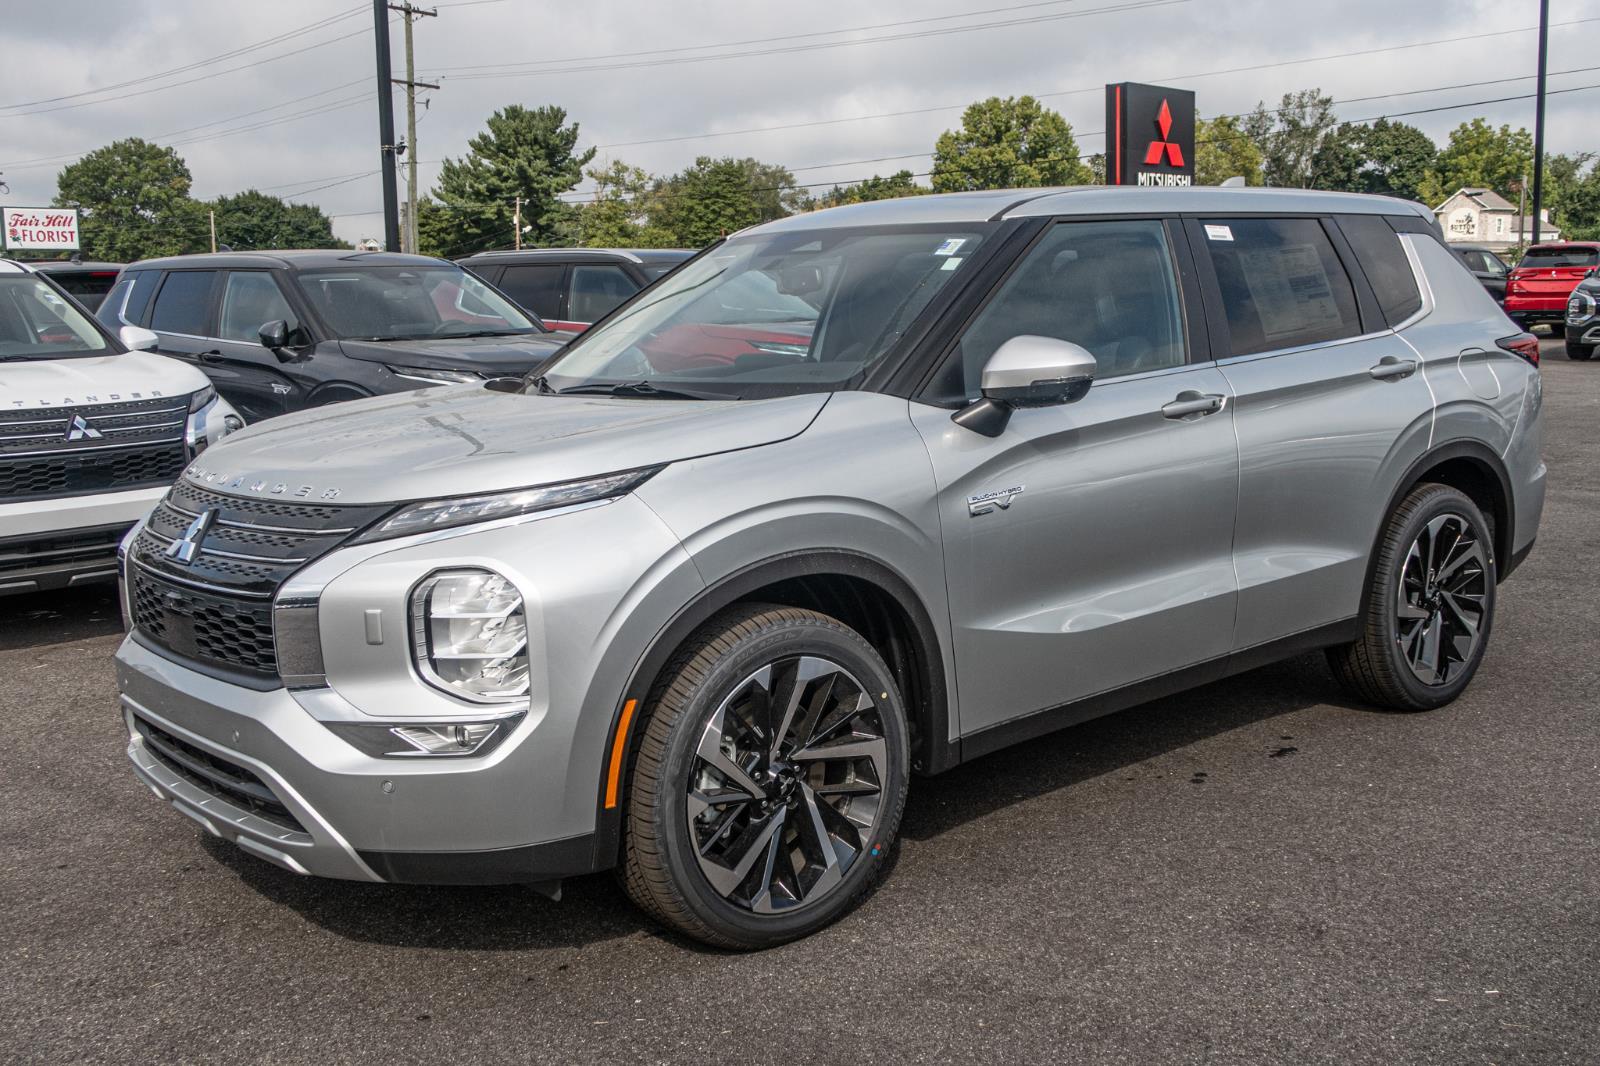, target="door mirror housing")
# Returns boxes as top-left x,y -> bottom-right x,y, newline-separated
952,335 -> 1097,437
119,325 -> 160,351
259,319 -> 310,363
